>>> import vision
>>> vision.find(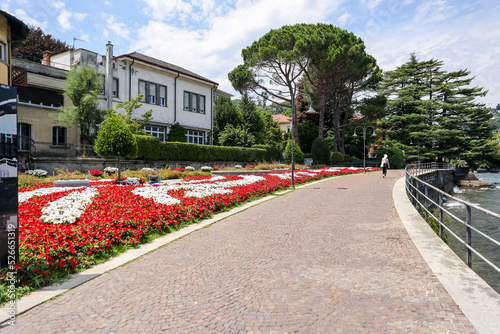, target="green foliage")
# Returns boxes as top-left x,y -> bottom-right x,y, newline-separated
52,66 -> 105,145
376,140 -> 405,169
134,135 -> 268,162
111,94 -> 153,135
330,151 -> 344,165
283,140 -> 304,164
252,144 -> 280,162
240,93 -> 266,144
167,123 -> 186,142
298,120 -> 319,153
378,53 -> 495,168
260,112 -> 283,145
311,137 -> 330,165
94,115 -> 138,159
218,125 -> 256,147
213,96 -> 244,145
